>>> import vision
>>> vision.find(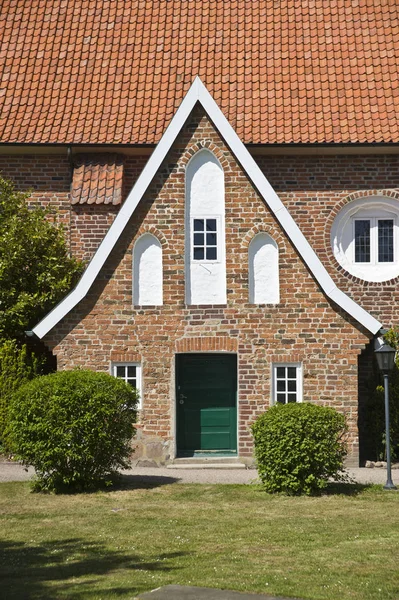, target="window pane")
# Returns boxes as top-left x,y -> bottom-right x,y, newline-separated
193,219 -> 204,231
355,220 -> 370,263
276,367 -> 285,378
287,367 -> 296,379
194,247 -> 204,260
277,394 -> 286,404
288,380 -> 297,392
206,232 -> 217,245
287,394 -> 297,403
116,366 -> 125,378
206,247 -> 217,260
194,233 -> 204,245
378,220 -> 394,263
127,366 -> 136,378
277,380 -> 286,391
206,219 -> 217,231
